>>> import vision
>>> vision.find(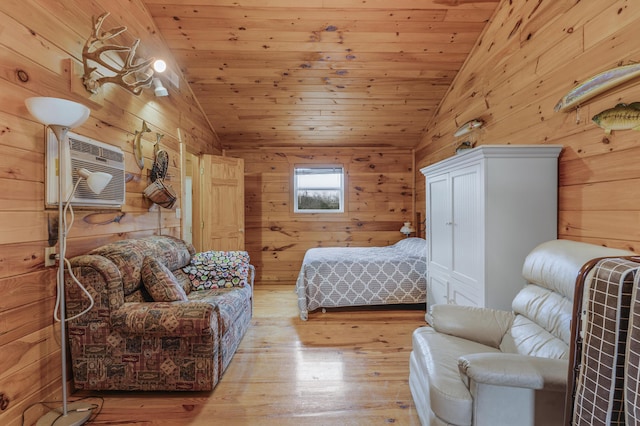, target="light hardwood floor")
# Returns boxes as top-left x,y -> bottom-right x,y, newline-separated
70,285 -> 426,425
